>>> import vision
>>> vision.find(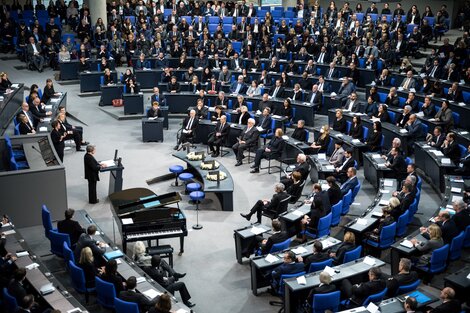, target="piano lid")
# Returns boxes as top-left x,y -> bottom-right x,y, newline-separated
109,188 -> 182,217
